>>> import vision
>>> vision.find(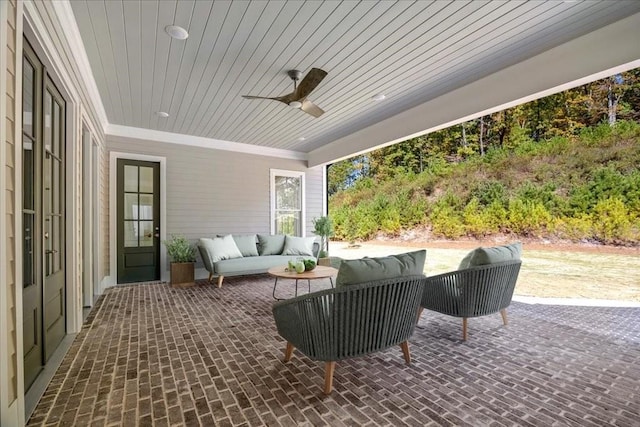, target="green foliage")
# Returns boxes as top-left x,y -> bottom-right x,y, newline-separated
327,68 -> 640,246
163,235 -> 196,263
506,199 -> 552,236
592,197 -> 634,243
312,216 -> 334,257
469,180 -> 509,208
